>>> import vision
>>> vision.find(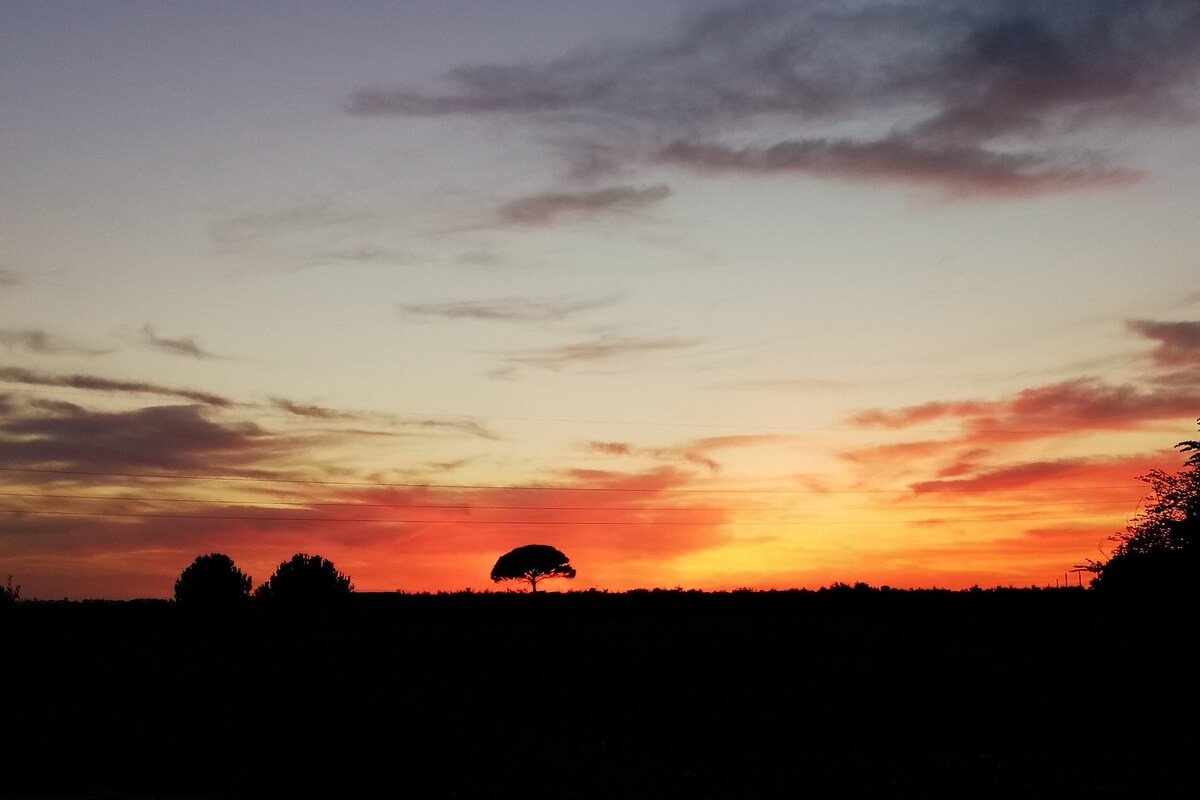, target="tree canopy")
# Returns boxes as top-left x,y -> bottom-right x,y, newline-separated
256,553 -> 353,604
174,553 -> 252,607
1090,420 -> 1199,592
490,544 -> 576,593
